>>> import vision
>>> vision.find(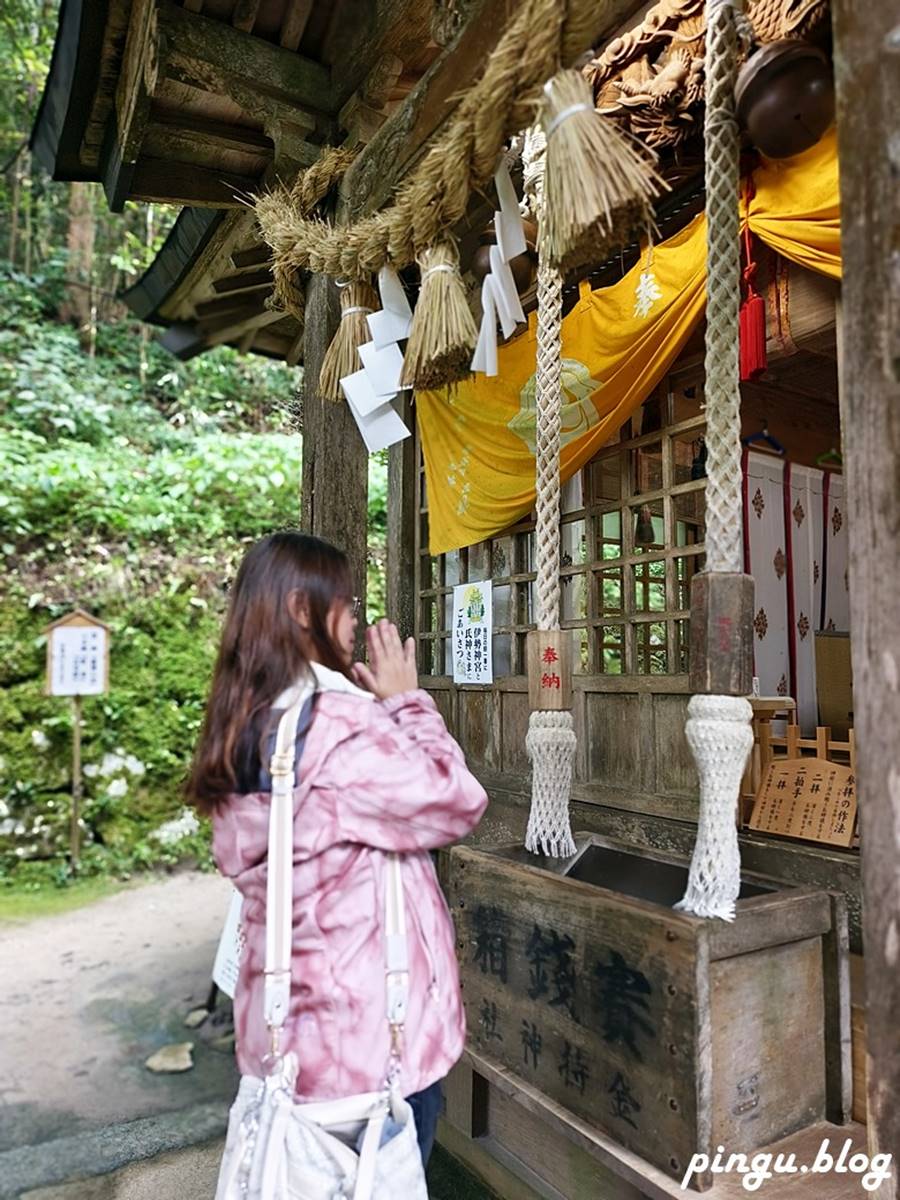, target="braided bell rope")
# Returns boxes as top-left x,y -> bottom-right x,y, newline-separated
524,135 -> 576,859
255,0 -> 610,279
700,0 -> 750,574
533,252 -> 564,630
676,0 -> 754,921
